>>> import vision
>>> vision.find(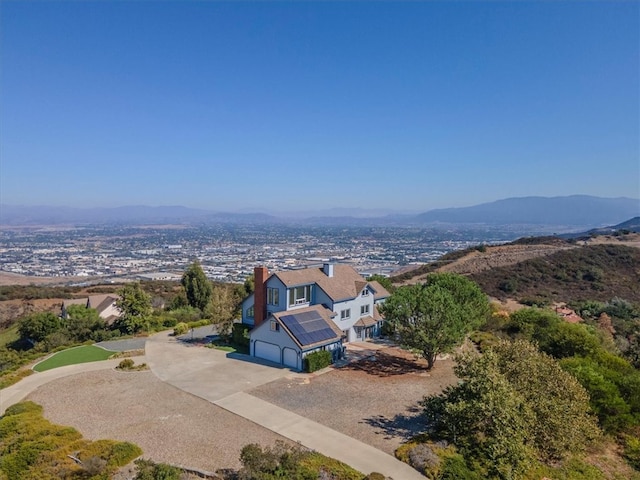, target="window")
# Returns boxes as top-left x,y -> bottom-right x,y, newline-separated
361,304 -> 370,315
270,320 -> 280,332
289,285 -> 311,306
340,309 -> 351,320
246,306 -> 254,318
361,289 -> 370,296
267,287 -> 279,306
